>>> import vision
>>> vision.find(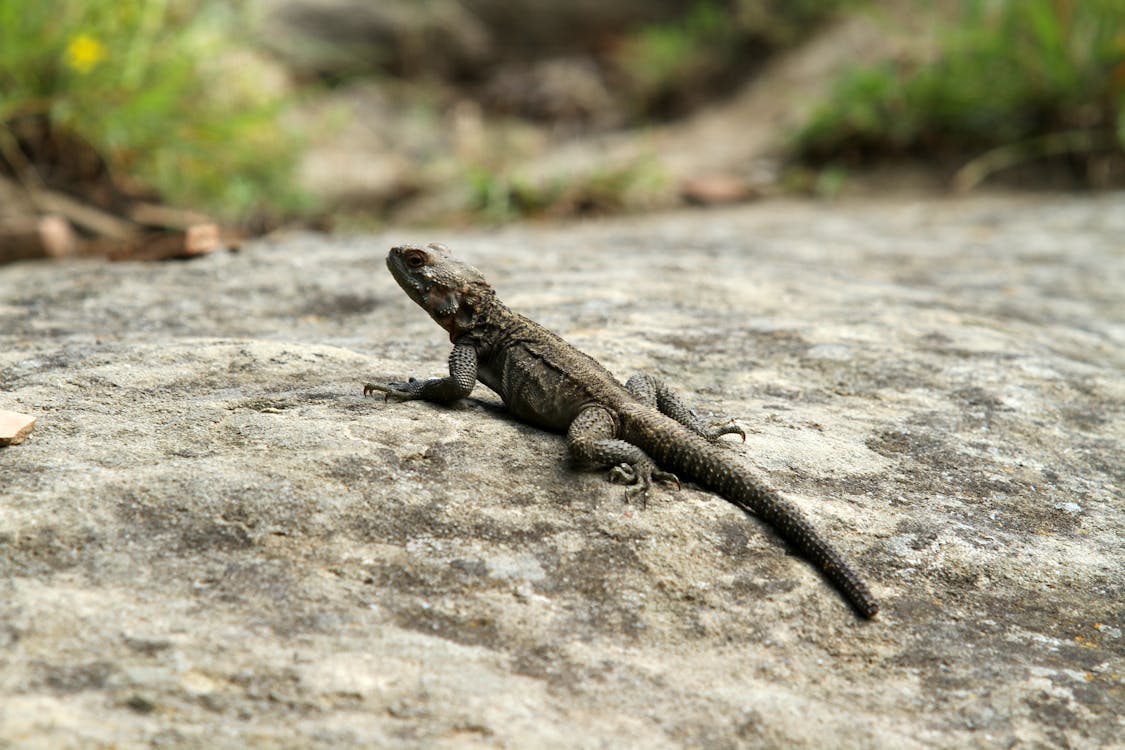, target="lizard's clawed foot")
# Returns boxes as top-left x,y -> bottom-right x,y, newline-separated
704,418 -> 746,442
363,379 -> 424,401
608,461 -> 680,507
